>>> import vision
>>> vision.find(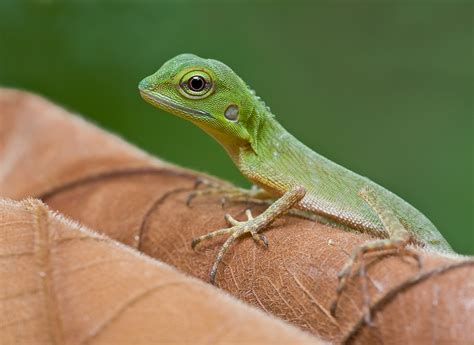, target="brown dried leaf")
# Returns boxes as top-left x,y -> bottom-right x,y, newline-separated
0,198 -> 319,344
1,88 -> 473,344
